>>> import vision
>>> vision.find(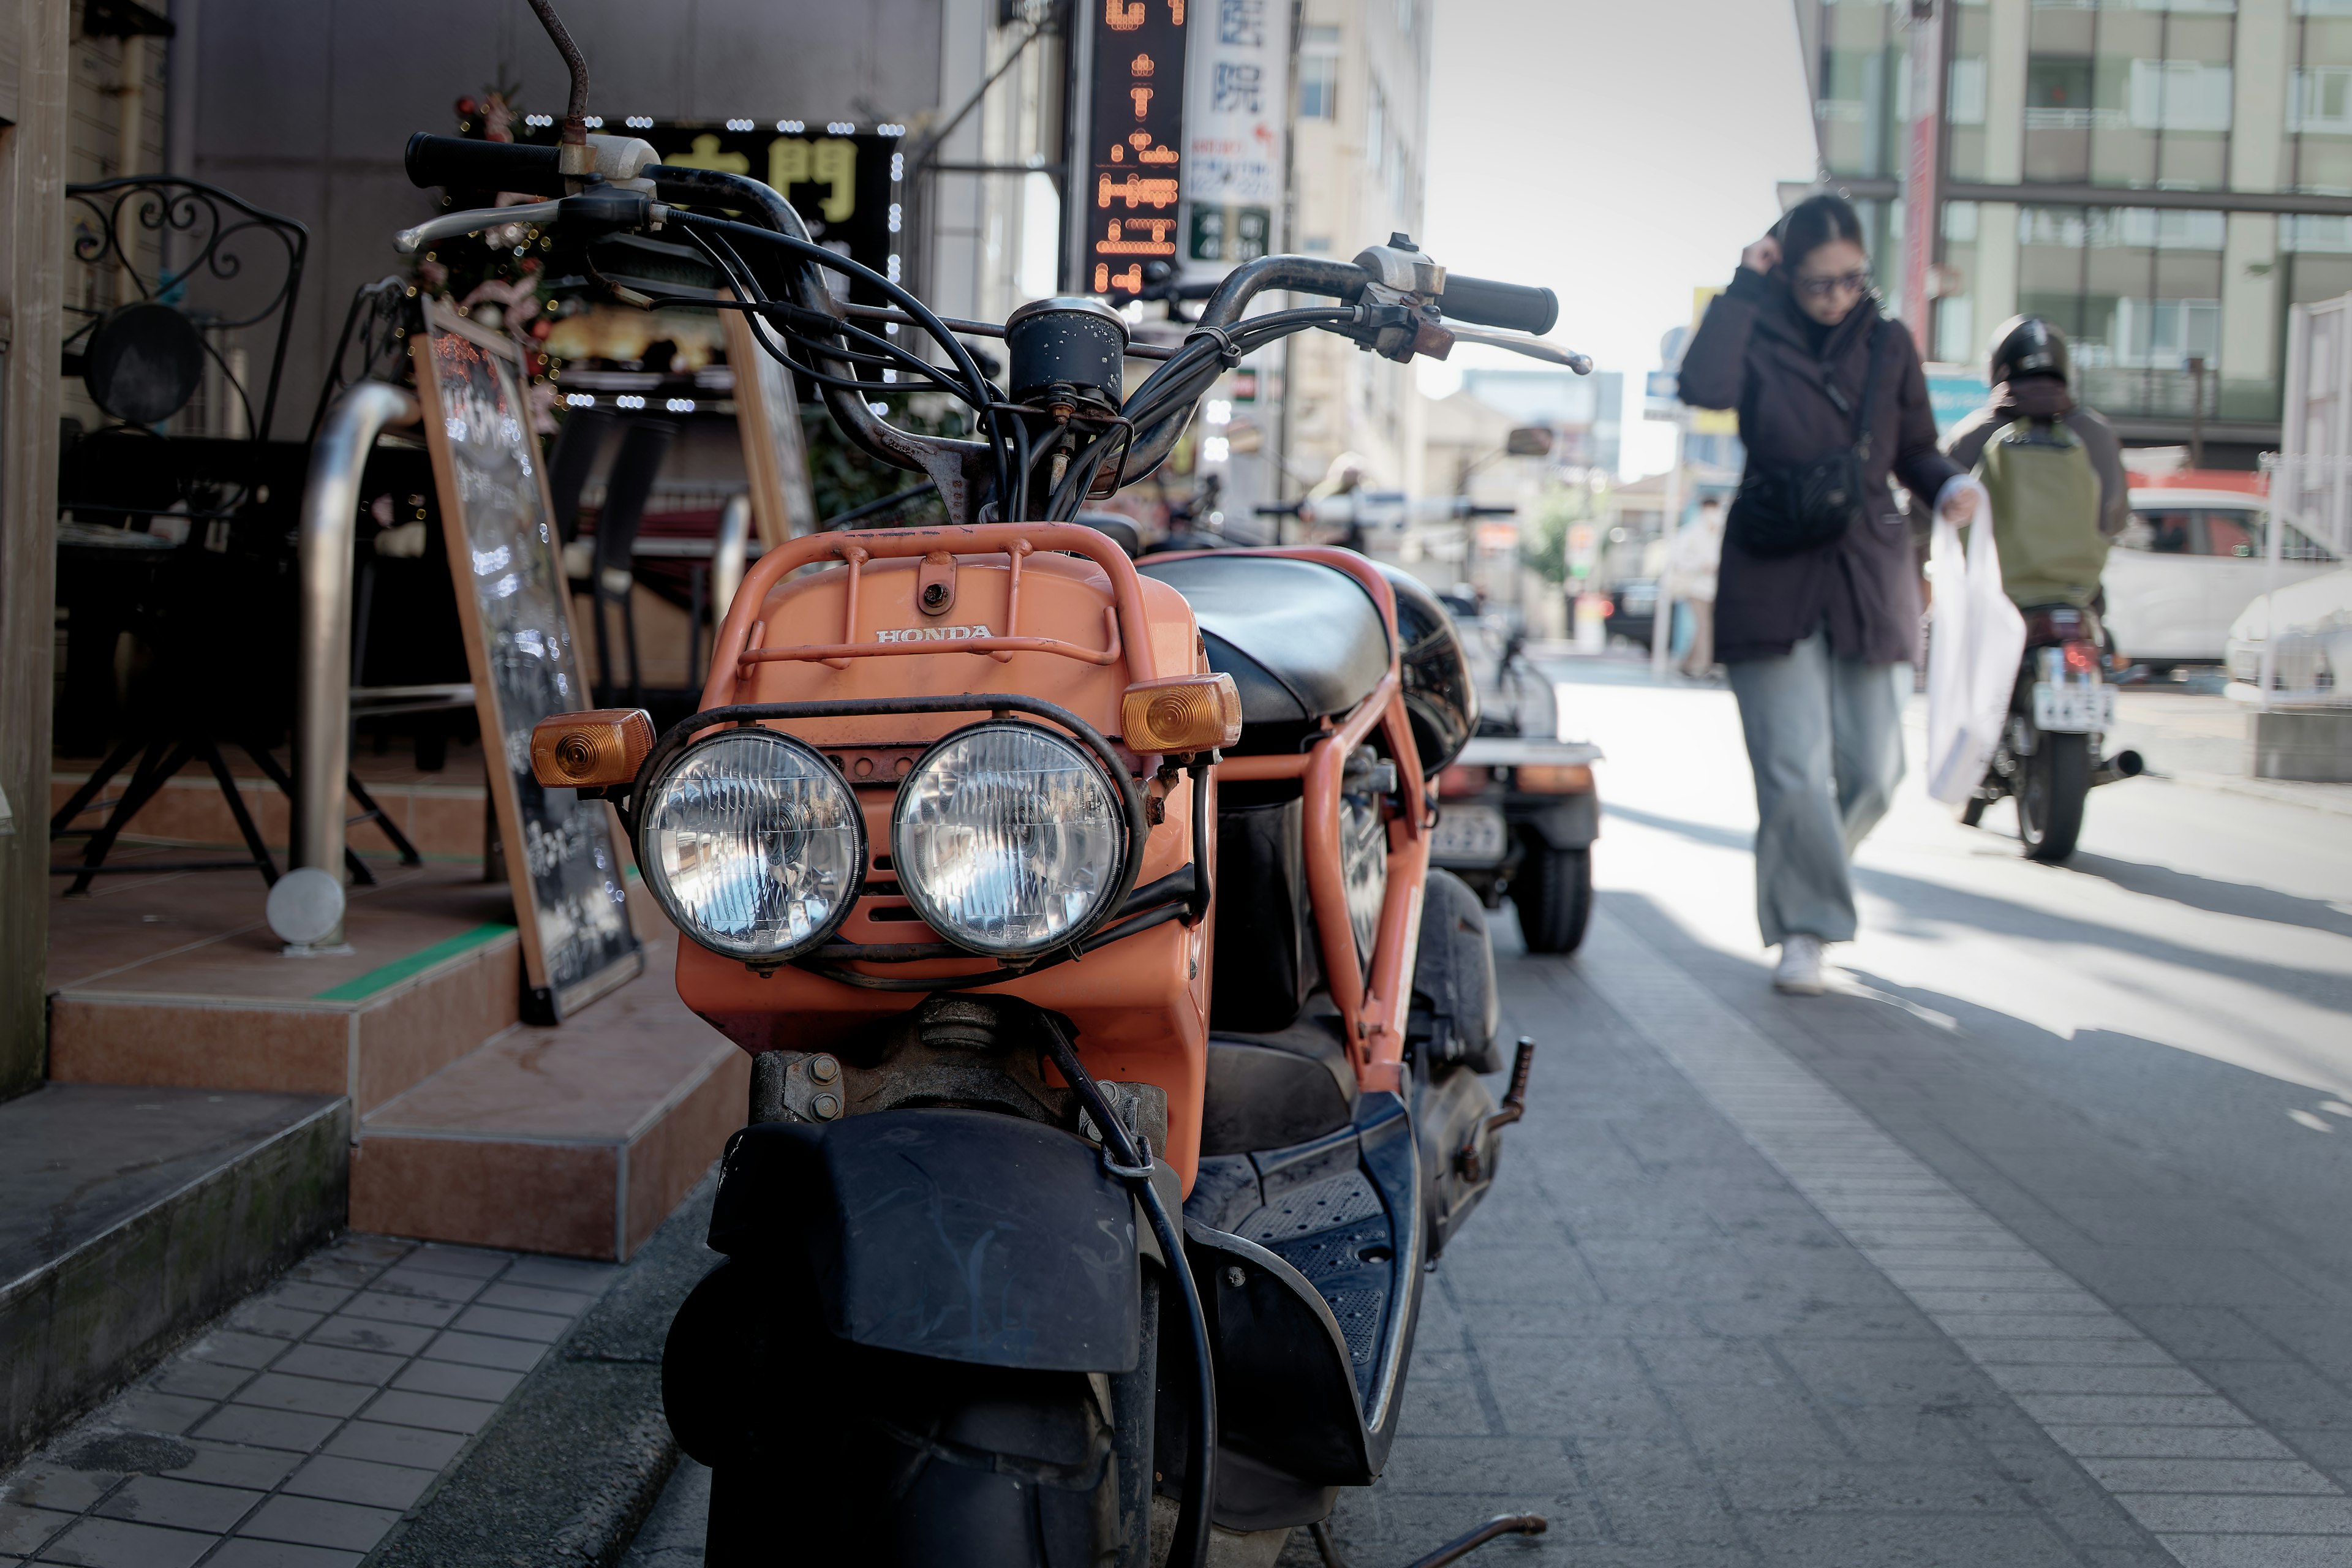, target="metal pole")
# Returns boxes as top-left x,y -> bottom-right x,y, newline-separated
2187,355 -> 2206,470
293,380 -> 418,944
1651,415 -> 1684,677
712,491 -> 751,632
2269,305 -> 2309,715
